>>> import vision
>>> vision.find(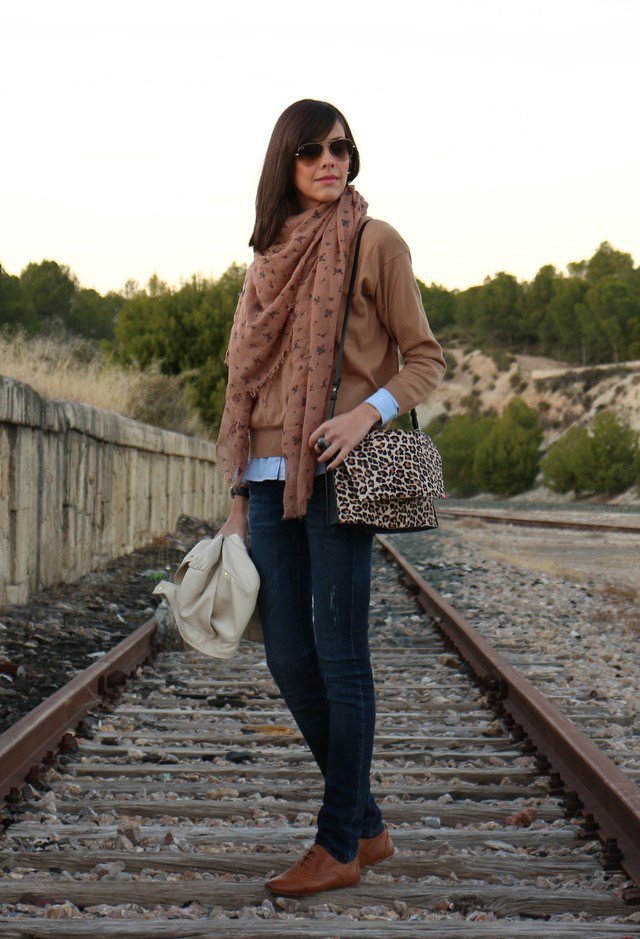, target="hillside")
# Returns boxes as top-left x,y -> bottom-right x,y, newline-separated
418,347 -> 640,450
